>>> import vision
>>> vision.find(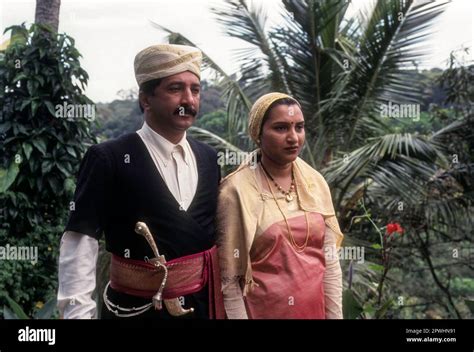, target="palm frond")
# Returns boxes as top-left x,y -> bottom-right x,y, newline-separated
324,132 -> 448,209
188,126 -> 243,154
327,0 -> 448,147
211,0 -> 290,95
272,0 -> 350,120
